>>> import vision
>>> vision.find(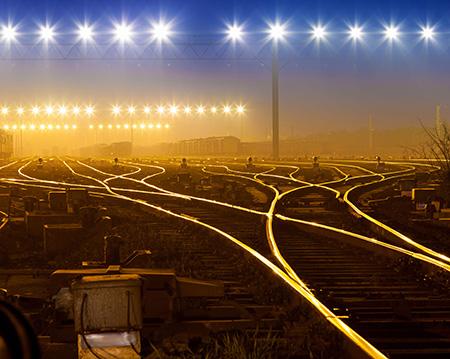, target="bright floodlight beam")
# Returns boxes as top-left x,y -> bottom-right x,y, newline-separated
384,25 -> 400,41
169,105 -> 178,115
114,22 -> 133,43
157,105 -> 165,115
85,105 -> 94,117
268,23 -> 287,41
45,105 -> 54,115
112,105 -> 121,116
31,106 -> 40,115
196,105 -> 205,114
420,25 -> 435,41
348,25 -> 364,41
151,21 -> 171,43
127,106 -> 136,115
72,106 -> 81,115
1,24 -> 18,43
58,105 -> 67,116
311,24 -> 327,41
236,105 -> 245,114
39,24 -> 55,42
227,24 -> 244,42
78,24 -> 94,42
